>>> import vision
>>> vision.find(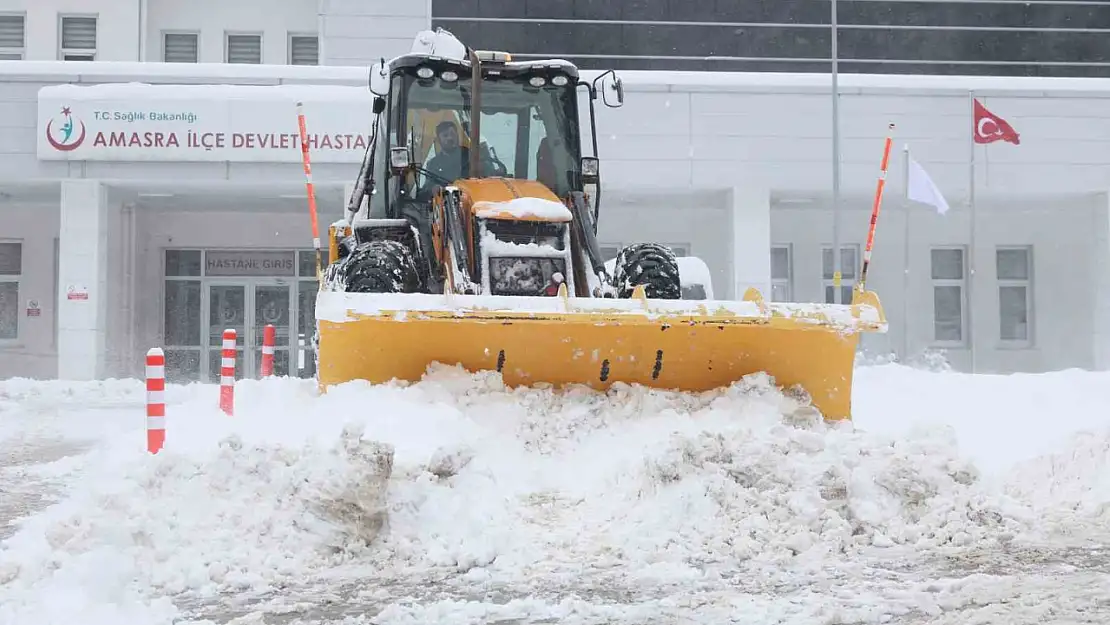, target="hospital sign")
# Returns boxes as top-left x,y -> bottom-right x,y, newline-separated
36,83 -> 376,163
